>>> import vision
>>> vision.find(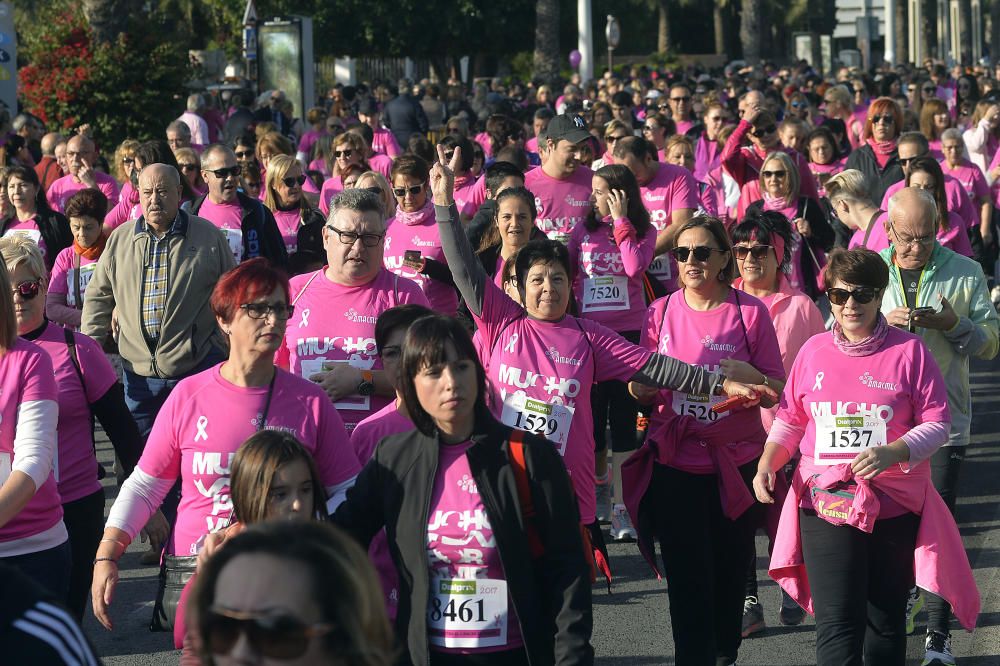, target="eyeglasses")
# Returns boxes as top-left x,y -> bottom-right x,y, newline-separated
12,279 -> 42,300
240,302 -> 295,320
827,286 -> 879,306
889,220 -> 935,248
282,174 -> 307,187
750,125 -> 777,138
606,134 -> 628,143
898,156 -> 917,166
871,114 -> 895,125
325,225 -> 384,247
333,149 -> 354,159
203,606 -> 332,660
671,245 -> 726,263
234,150 -> 254,160
761,169 -> 786,179
207,166 -> 241,179
391,183 -> 425,198
178,163 -> 198,173
642,125 -> 660,132
790,101 -> 807,108
670,96 -> 692,103
733,244 -> 773,260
